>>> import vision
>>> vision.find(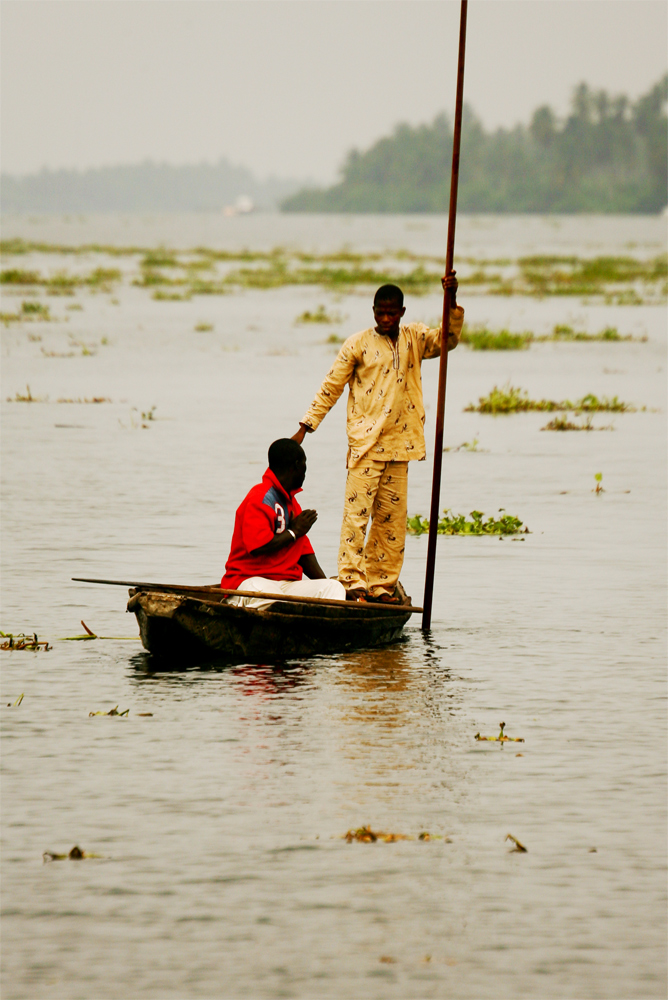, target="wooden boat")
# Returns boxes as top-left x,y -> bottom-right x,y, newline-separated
72,578 -> 420,664
126,583 -> 417,663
